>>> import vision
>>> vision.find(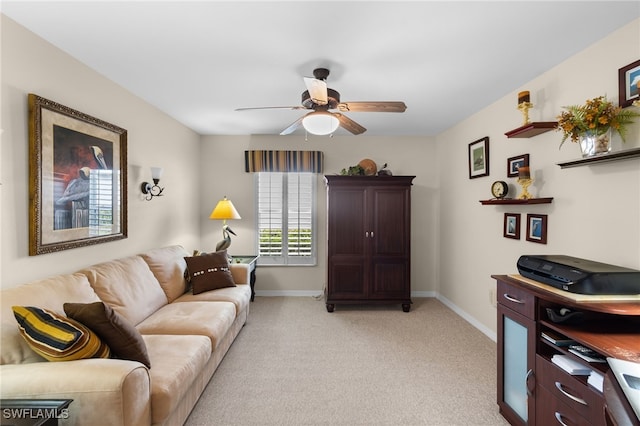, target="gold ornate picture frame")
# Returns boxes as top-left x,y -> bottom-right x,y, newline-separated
28,94 -> 128,255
